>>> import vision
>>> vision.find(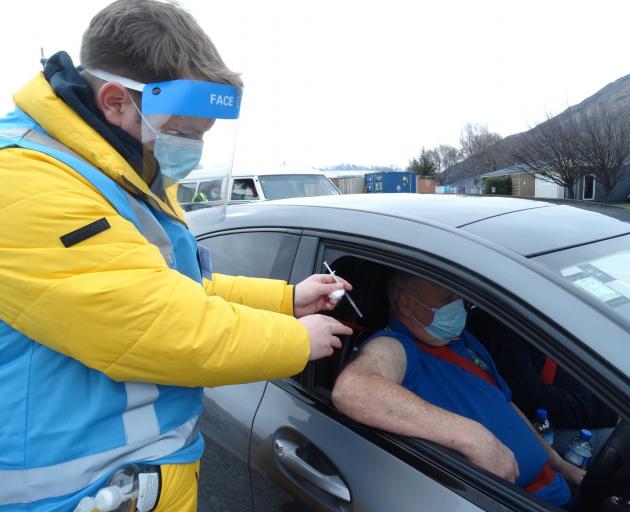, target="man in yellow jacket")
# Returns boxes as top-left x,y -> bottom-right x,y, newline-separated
0,1 -> 352,510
